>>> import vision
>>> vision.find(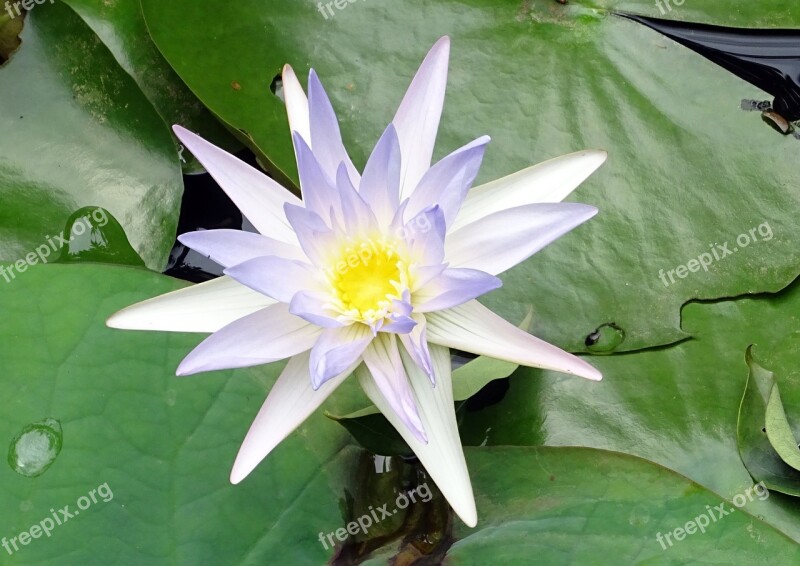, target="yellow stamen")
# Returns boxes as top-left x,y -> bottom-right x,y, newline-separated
328,238 -> 408,323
